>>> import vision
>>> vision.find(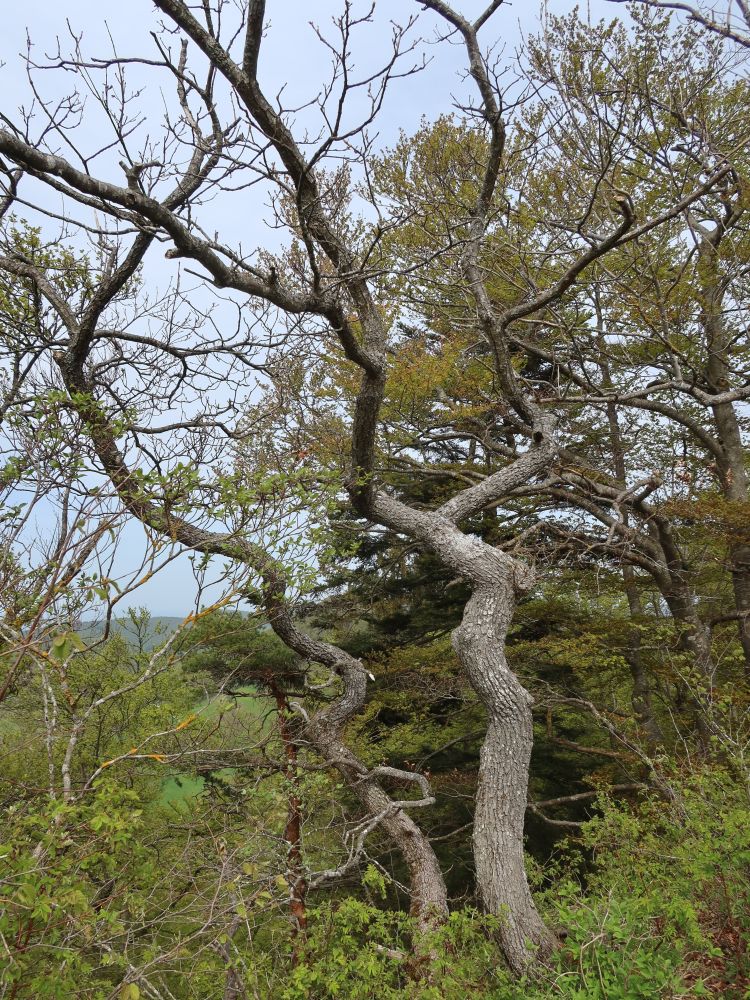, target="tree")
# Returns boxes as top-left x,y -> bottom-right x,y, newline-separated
362,7 -> 750,741
0,0 -> 742,974
608,0 -> 750,48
